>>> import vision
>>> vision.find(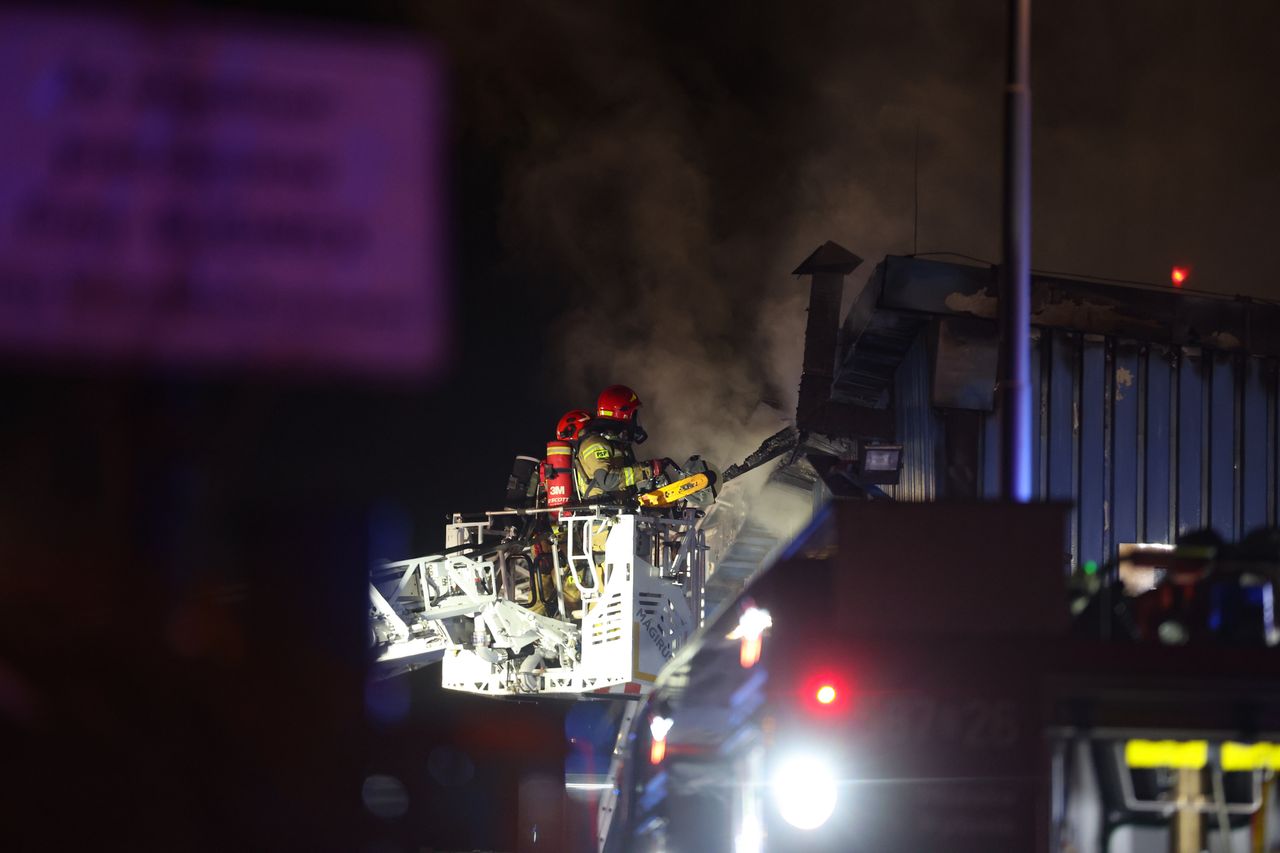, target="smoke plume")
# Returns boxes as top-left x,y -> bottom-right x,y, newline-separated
421,0 -> 1279,472
421,1 -> 993,470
